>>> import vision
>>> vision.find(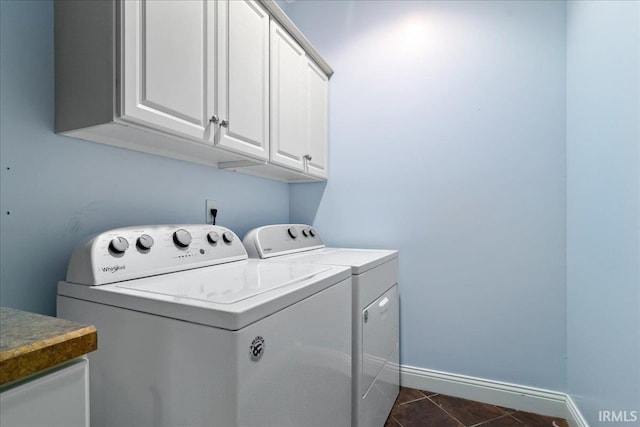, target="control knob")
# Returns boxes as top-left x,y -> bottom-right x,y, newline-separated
173,229 -> 192,248
109,237 -> 129,254
287,227 -> 298,239
136,234 -> 154,251
222,231 -> 234,244
207,231 -> 220,244
309,228 -> 317,237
